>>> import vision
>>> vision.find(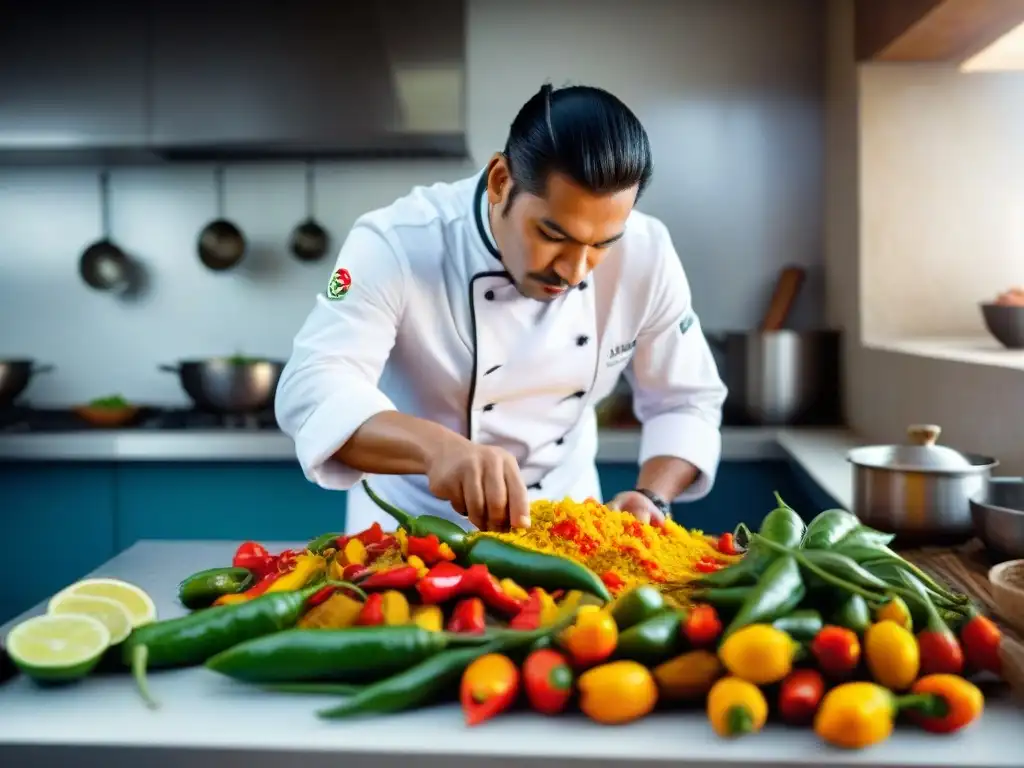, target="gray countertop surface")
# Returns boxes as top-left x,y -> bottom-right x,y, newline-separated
1,540 -> 1021,768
